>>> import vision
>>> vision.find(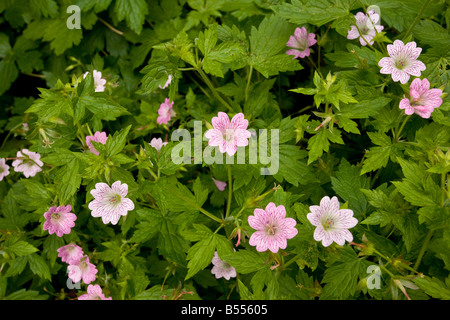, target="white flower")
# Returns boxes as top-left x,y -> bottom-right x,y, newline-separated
211,251 -> 236,280
83,70 -> 107,92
